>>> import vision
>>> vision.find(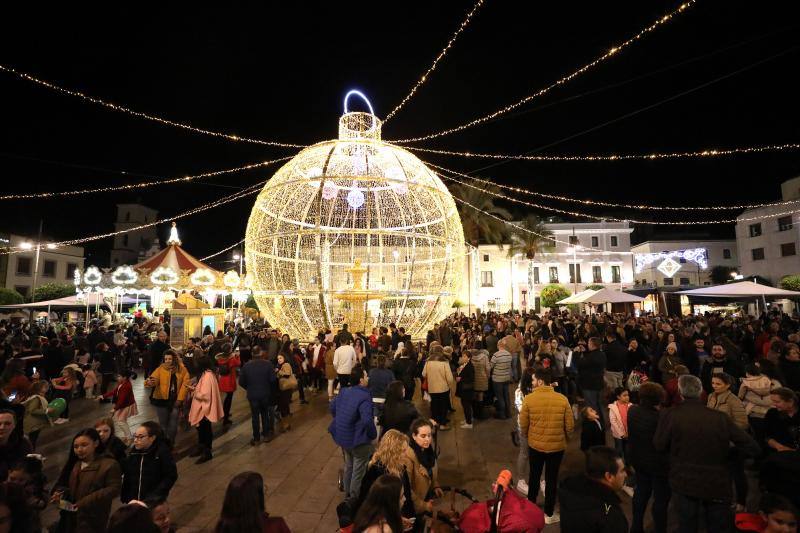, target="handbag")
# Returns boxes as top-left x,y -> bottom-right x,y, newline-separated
279,372 -> 298,391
